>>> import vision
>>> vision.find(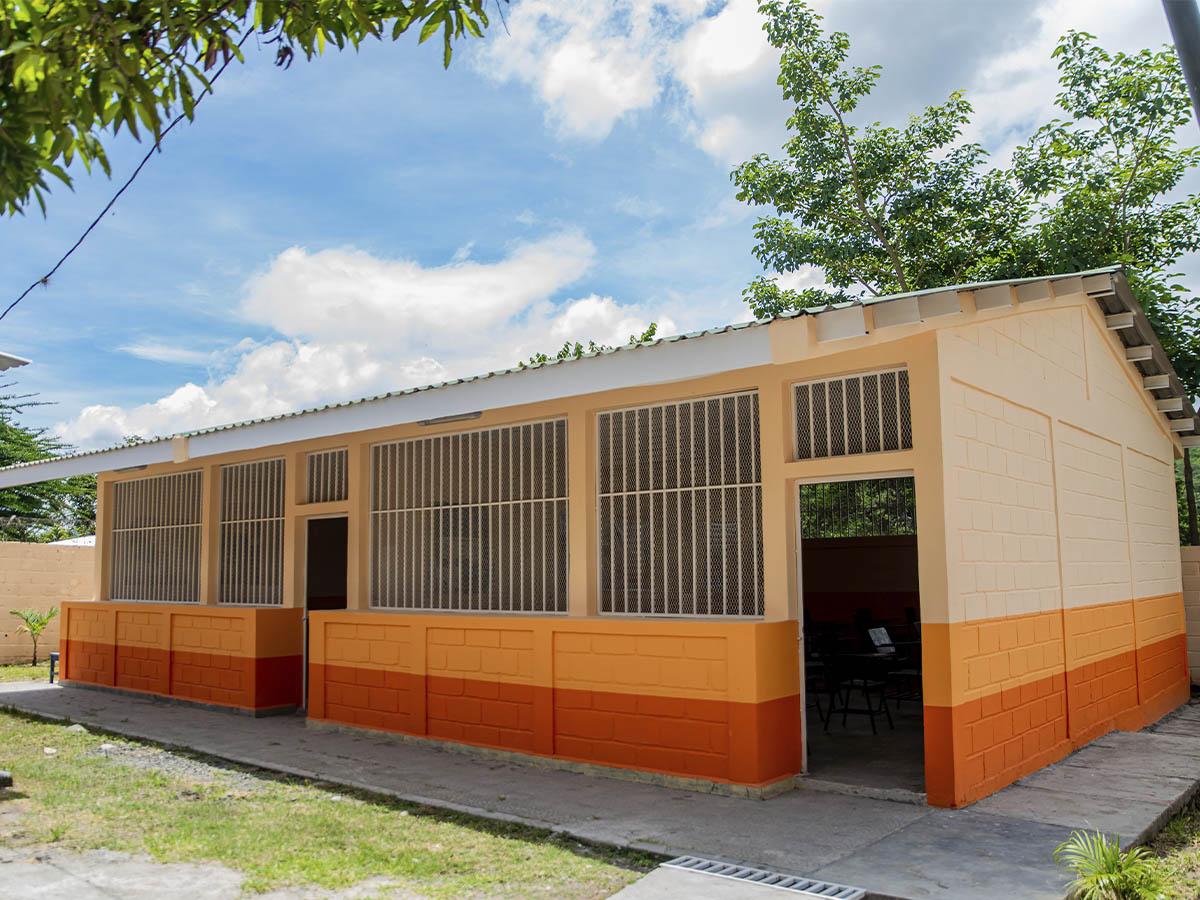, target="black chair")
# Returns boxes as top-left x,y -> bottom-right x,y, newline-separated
824,653 -> 893,734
